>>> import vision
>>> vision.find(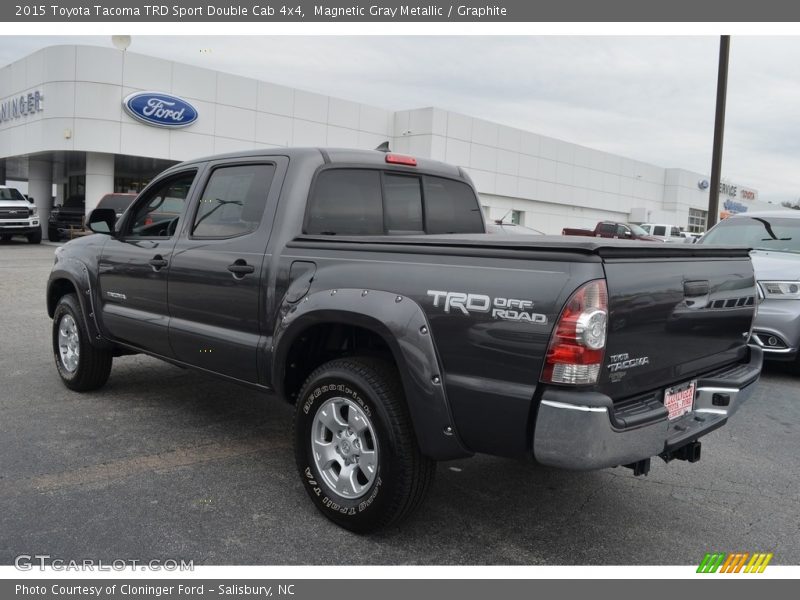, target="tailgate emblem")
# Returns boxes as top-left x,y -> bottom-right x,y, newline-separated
607,353 -> 649,372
